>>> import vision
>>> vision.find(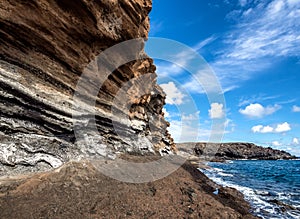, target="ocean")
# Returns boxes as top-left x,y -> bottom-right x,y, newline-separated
199,160 -> 300,219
